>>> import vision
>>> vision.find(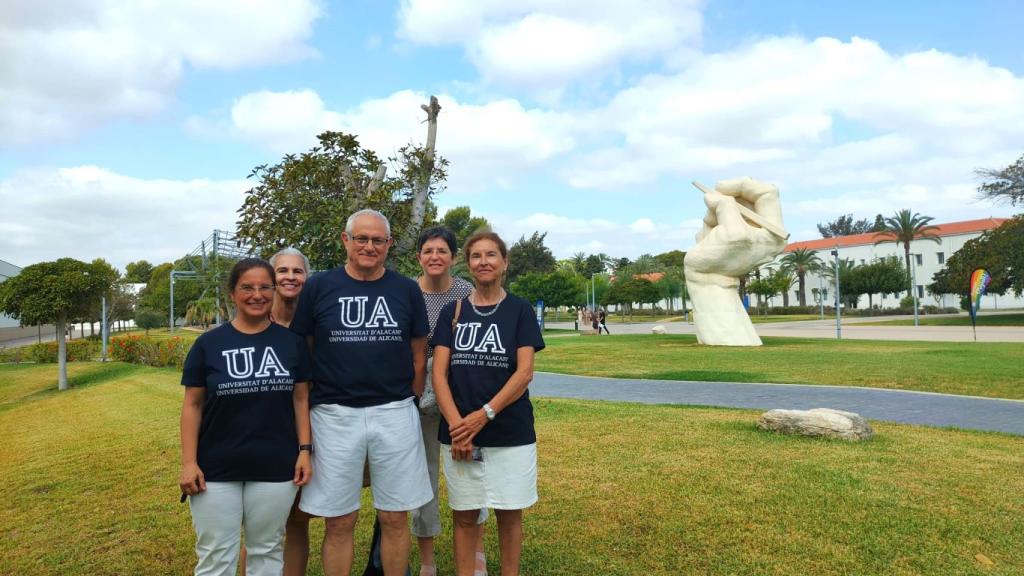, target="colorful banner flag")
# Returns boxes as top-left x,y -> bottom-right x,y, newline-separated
968,268 -> 991,341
